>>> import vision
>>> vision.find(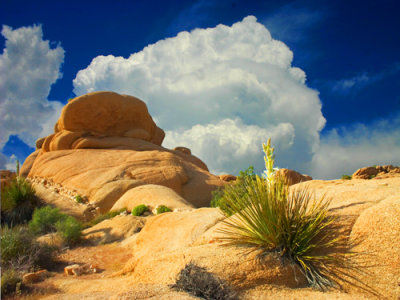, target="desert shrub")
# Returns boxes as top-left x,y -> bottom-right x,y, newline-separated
156,205 -> 172,214
83,207 -> 127,228
210,188 -> 224,208
74,194 -> 83,203
1,226 -> 58,272
1,226 -> 36,268
1,268 -> 21,296
341,175 -> 352,180
29,206 -> 64,235
131,204 -> 149,216
1,176 -> 39,227
55,216 -> 82,244
28,206 -> 82,245
210,166 -> 257,216
170,262 -> 238,300
219,139 -> 349,290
